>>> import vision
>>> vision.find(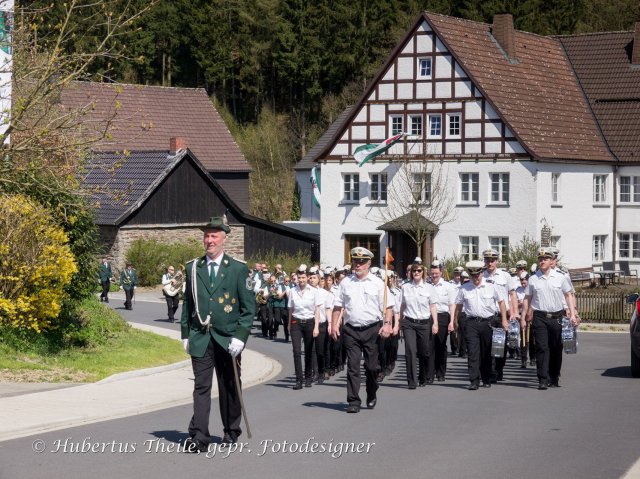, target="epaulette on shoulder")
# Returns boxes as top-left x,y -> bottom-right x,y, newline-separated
228,255 -> 247,264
